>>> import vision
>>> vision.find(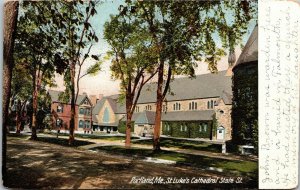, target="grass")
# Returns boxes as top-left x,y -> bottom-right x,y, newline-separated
36,137 -> 95,147
92,145 -> 258,177
7,133 -> 31,139
46,132 -> 138,141
133,137 -> 222,153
